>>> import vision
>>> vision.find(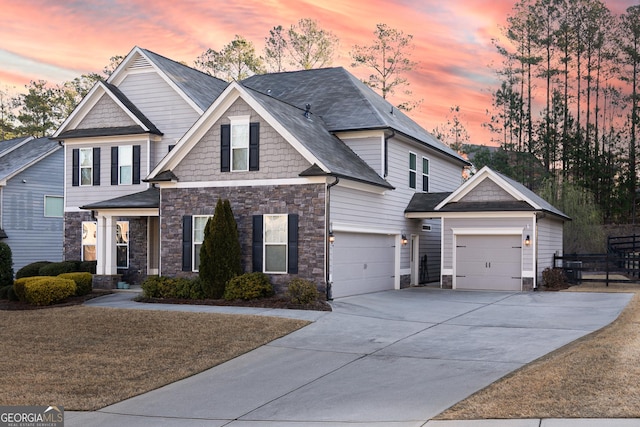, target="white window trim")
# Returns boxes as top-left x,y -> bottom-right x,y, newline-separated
263,214 -> 288,274
229,115 -> 250,172
116,221 -> 129,269
119,145 -> 133,185
192,215 -> 213,272
409,152 -> 417,190
79,148 -> 93,186
422,156 -> 430,192
43,195 -> 63,218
